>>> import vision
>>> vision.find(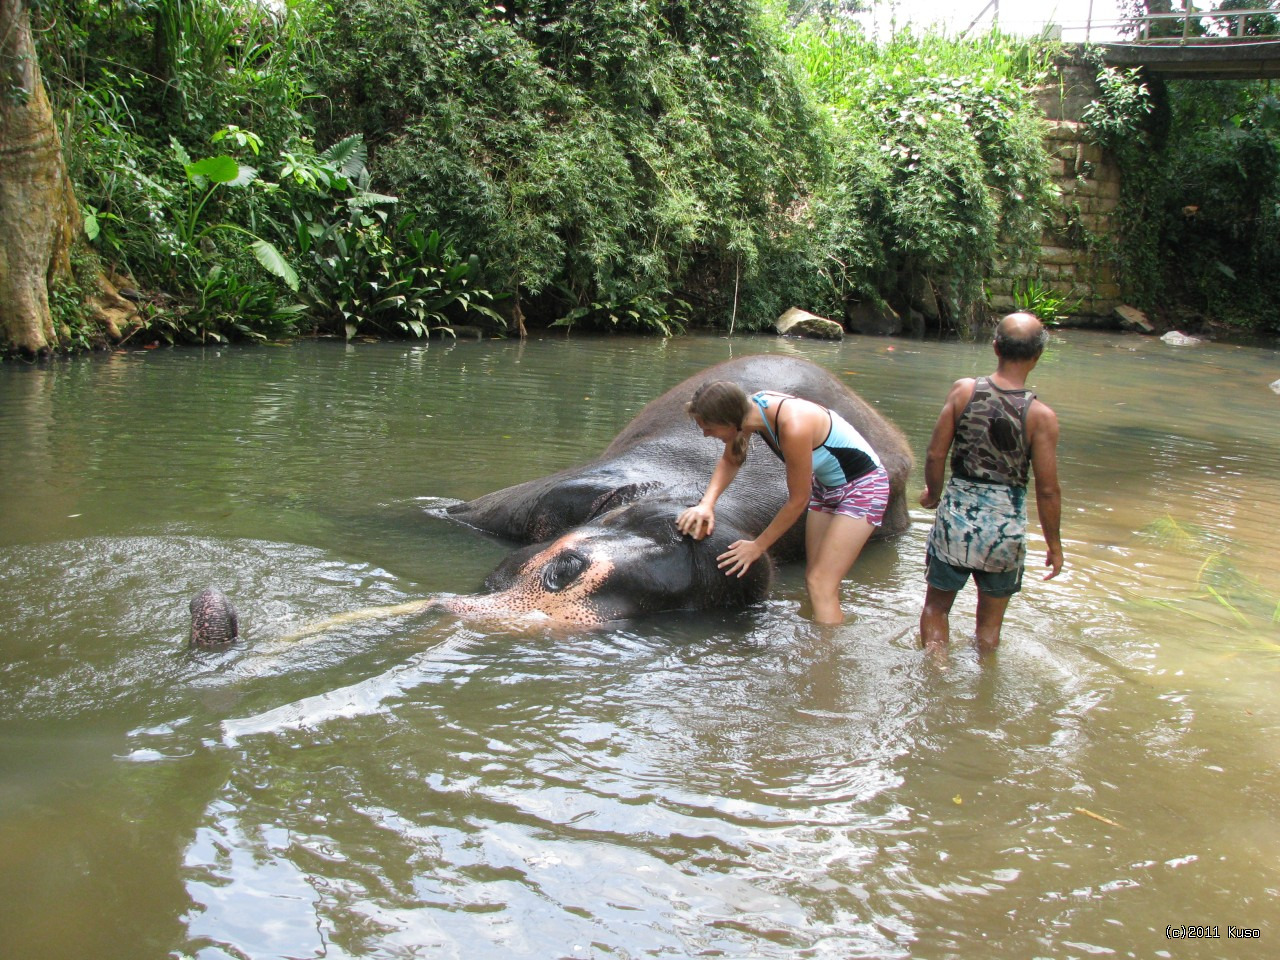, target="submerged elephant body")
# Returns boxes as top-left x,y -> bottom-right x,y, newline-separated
443,355 -> 913,624
186,357 -> 914,640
